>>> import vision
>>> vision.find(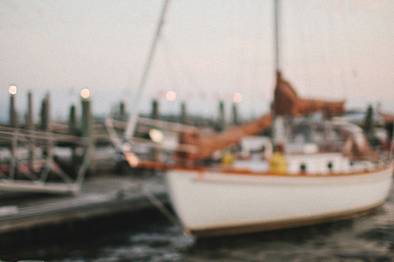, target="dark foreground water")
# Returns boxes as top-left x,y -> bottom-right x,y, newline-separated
1,185 -> 394,262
